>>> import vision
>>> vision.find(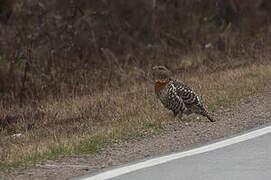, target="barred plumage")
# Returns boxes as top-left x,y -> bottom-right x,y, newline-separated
155,79 -> 187,116
152,65 -> 215,122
